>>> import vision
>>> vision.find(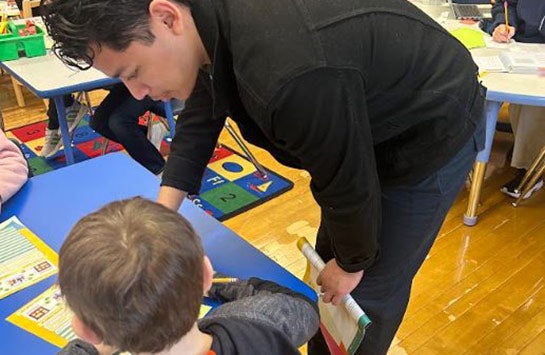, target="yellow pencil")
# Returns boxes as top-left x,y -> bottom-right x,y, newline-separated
0,12 -> 6,34
504,1 -> 509,35
212,277 -> 239,283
